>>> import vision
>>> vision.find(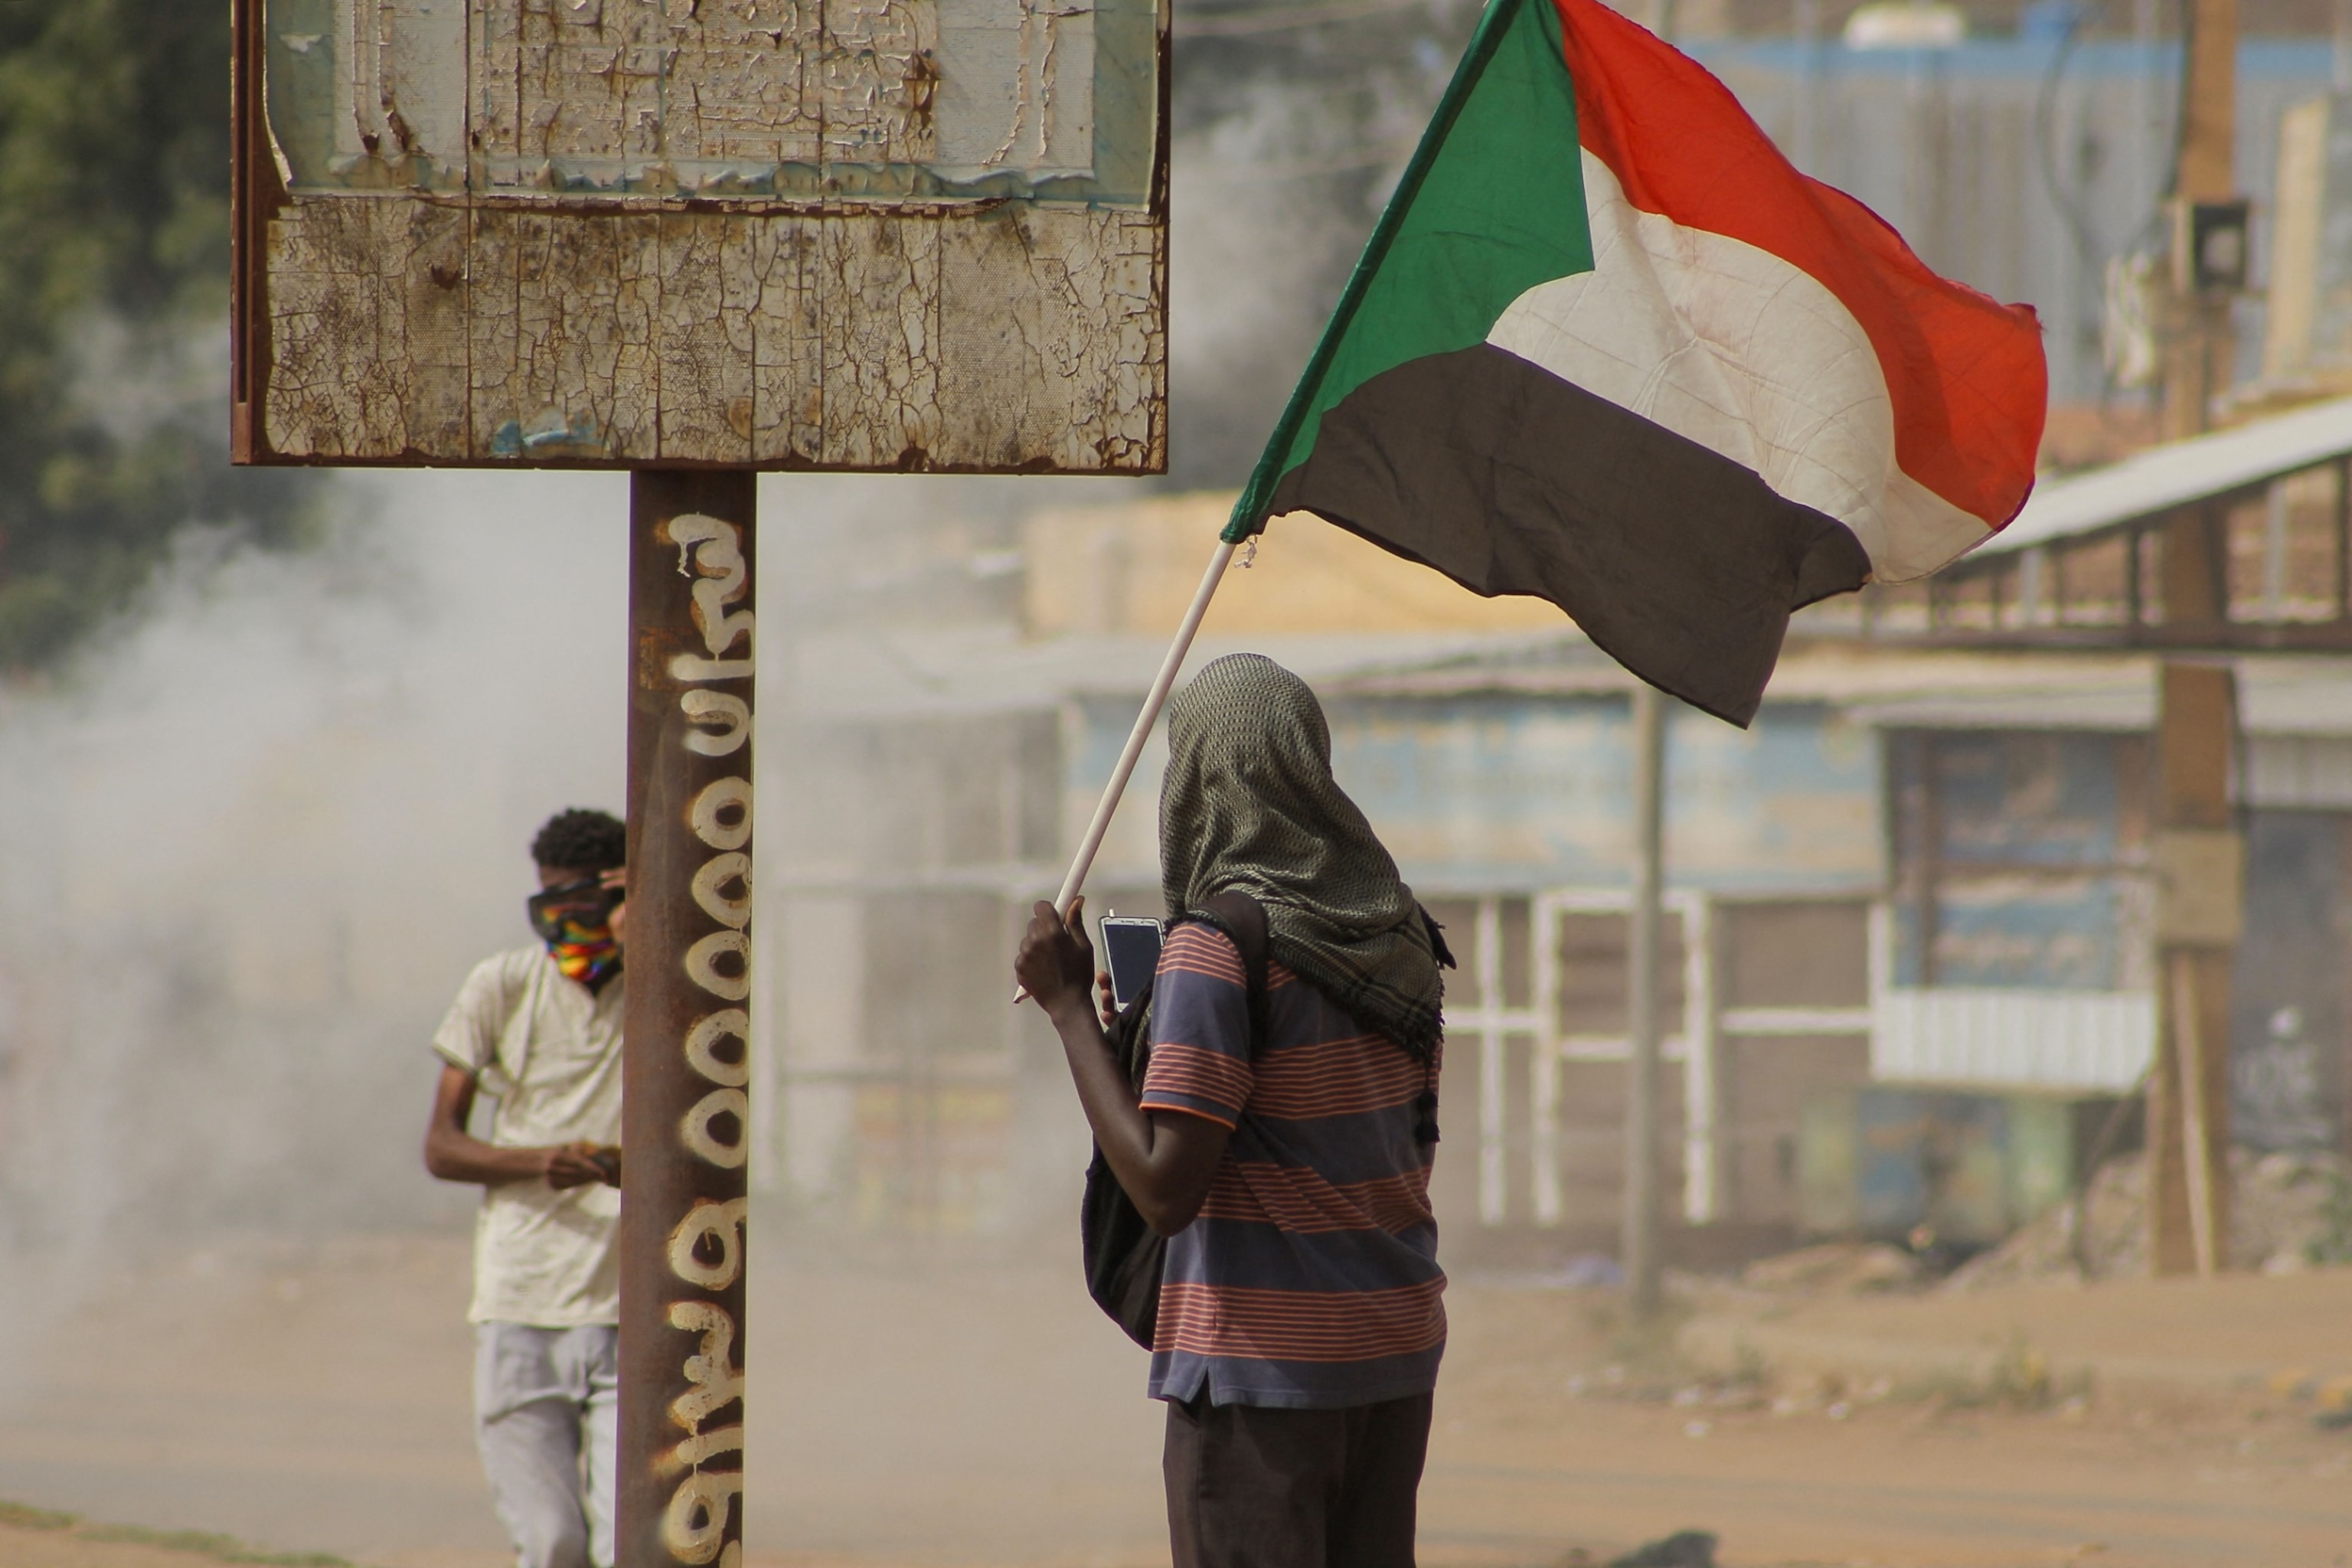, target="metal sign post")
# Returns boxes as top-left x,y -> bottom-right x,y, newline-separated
620,472 -> 758,1568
